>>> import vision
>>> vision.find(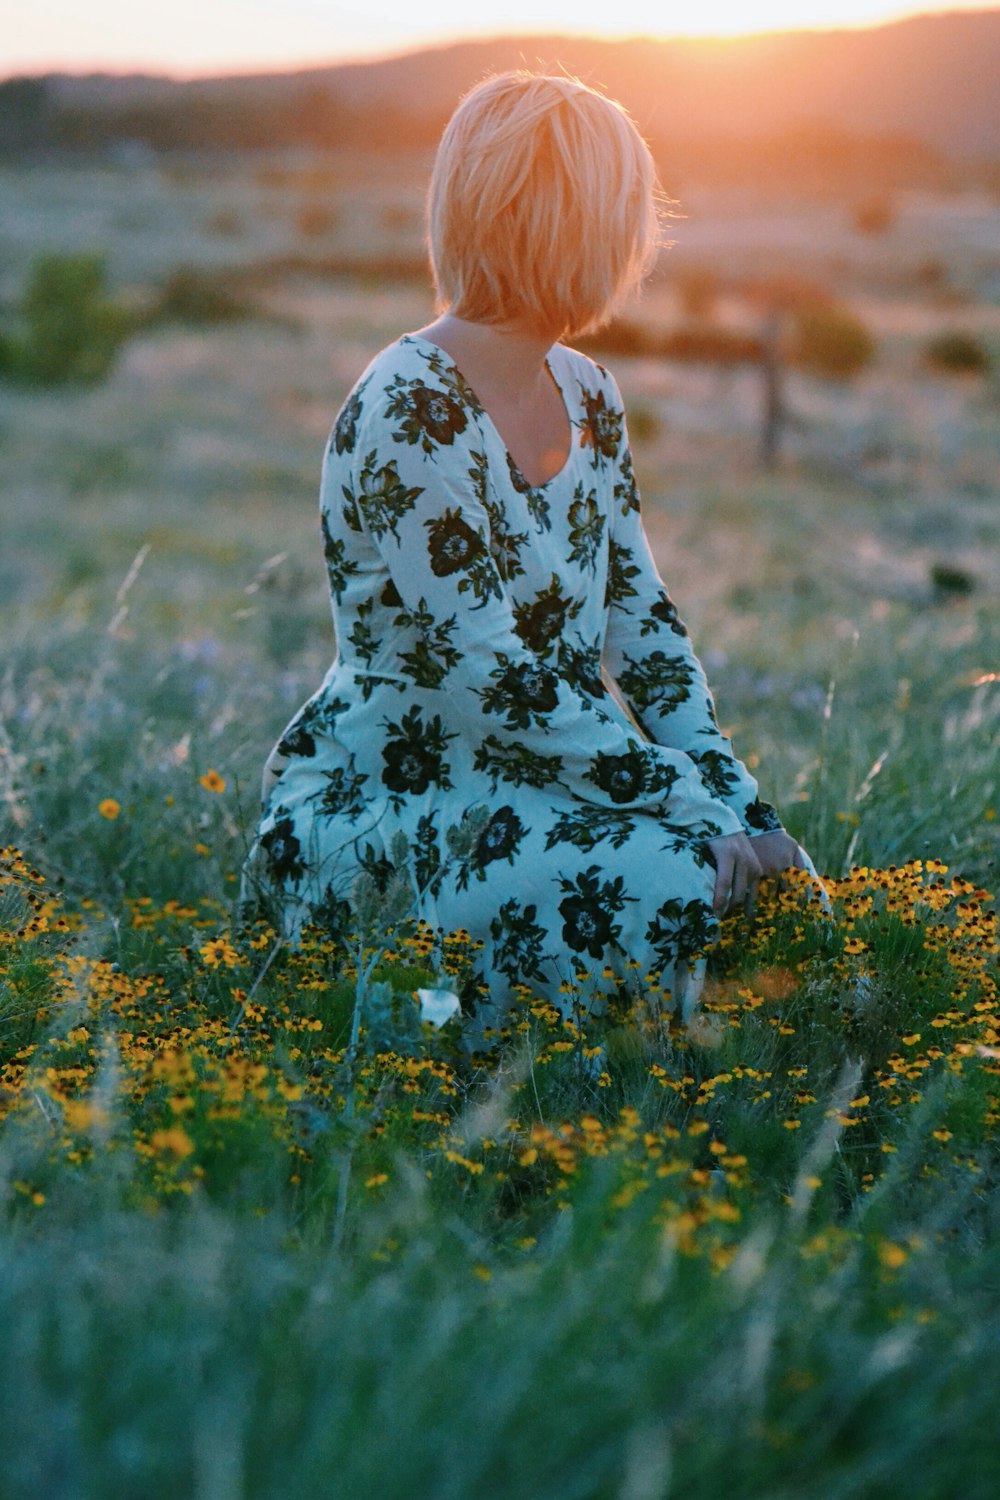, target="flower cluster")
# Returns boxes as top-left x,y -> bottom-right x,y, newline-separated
1,846 -> 996,1270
